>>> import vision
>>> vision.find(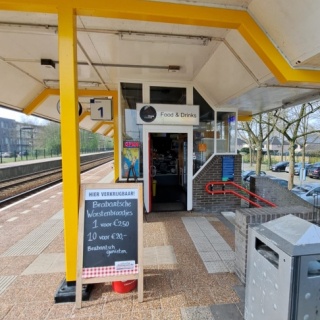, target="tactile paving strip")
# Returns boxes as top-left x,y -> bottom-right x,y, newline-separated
0,219 -> 63,257
182,216 -> 234,274
0,276 -> 17,295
